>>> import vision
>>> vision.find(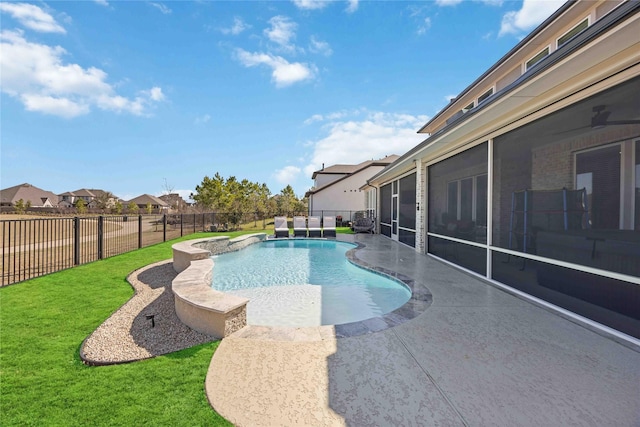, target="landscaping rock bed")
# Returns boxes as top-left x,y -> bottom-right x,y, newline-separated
80,260 -> 215,365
